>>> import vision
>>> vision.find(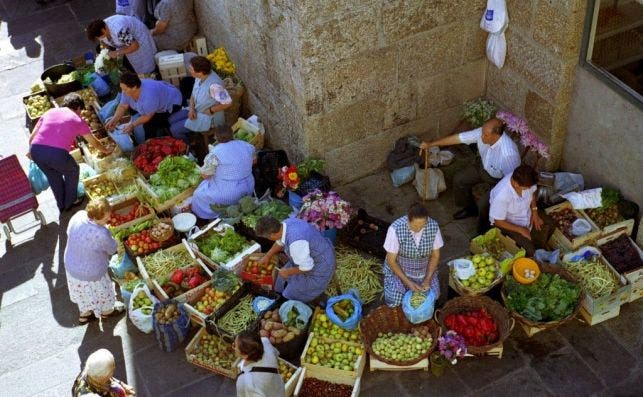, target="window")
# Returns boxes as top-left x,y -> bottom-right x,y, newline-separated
581,0 -> 643,105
